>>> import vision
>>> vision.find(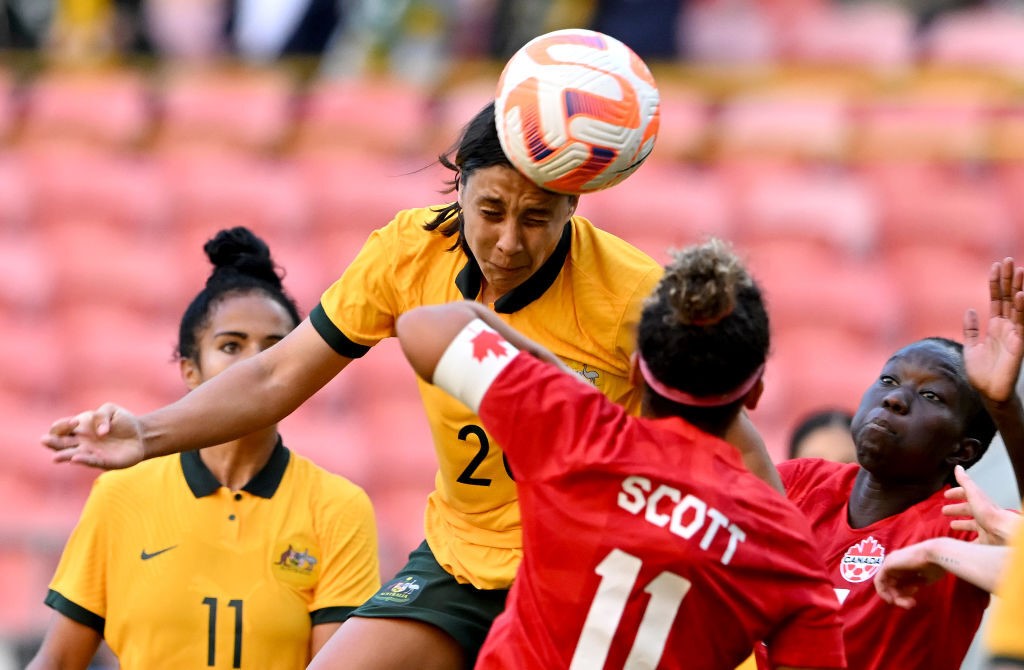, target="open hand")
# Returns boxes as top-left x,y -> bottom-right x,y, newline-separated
41,403 -> 146,470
